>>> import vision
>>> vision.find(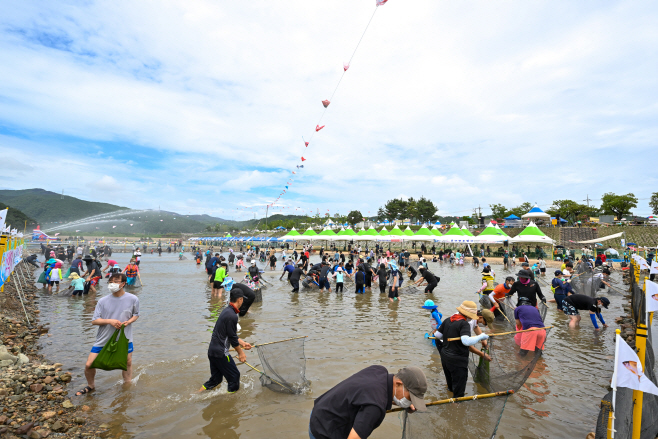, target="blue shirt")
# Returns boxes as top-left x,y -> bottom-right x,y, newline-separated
283,264 -> 295,274
514,305 -> 544,329
430,310 -> 442,327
